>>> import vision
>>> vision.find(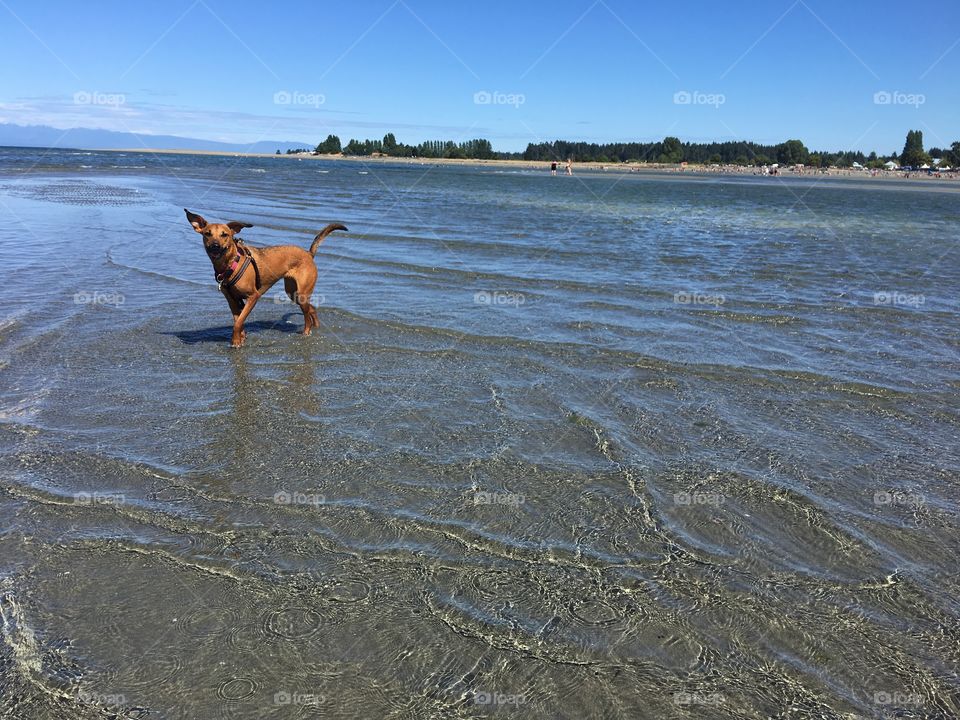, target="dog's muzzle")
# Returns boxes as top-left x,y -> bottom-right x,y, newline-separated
206,243 -> 226,258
